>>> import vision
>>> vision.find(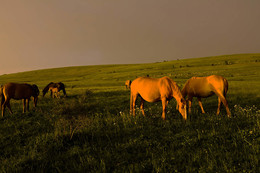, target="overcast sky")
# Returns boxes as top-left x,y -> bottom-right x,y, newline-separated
0,0 -> 260,74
